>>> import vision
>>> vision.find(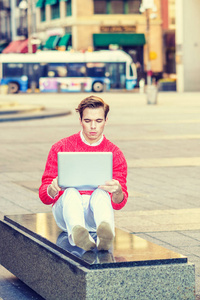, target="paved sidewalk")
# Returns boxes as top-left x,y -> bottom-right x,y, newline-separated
1,91 -> 200,299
